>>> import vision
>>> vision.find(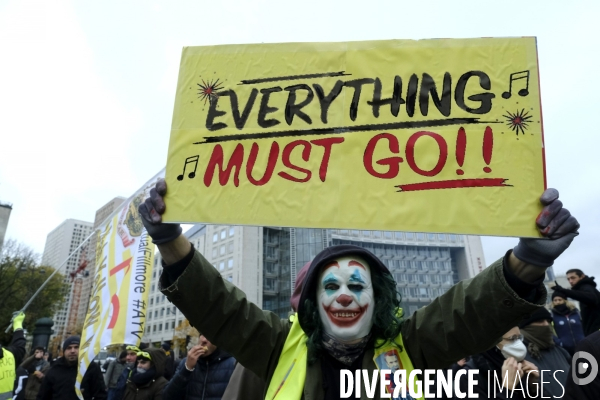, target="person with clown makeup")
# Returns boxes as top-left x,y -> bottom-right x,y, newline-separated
138,180 -> 579,400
